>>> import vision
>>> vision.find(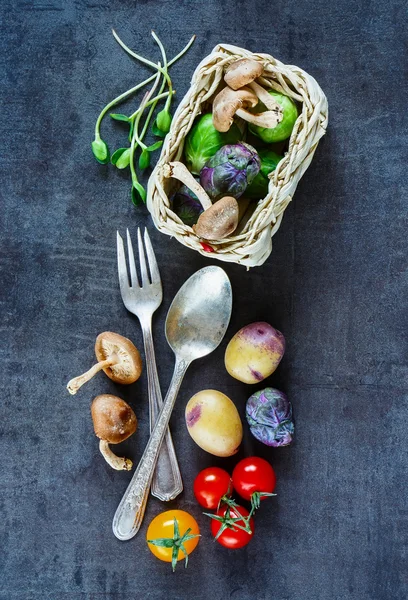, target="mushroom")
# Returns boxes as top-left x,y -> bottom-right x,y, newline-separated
224,58 -> 264,90
67,332 -> 142,395
248,80 -> 283,112
164,161 -> 239,240
91,394 -> 137,470
212,87 -> 258,133
194,196 -> 239,240
212,86 -> 283,133
164,161 -> 212,210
